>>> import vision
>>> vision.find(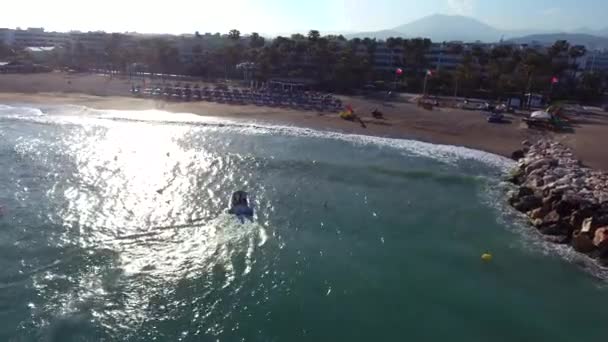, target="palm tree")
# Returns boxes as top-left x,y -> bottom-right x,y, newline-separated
228,29 -> 241,41
549,40 -> 570,59
250,32 -> 265,48
308,30 -> 321,42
